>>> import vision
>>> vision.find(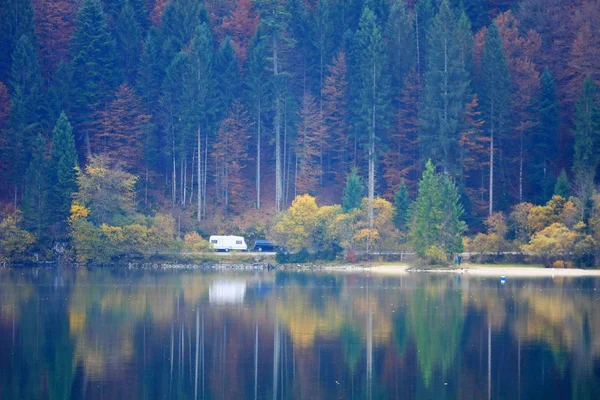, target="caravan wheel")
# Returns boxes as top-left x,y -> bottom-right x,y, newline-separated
225,248 -> 230,252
